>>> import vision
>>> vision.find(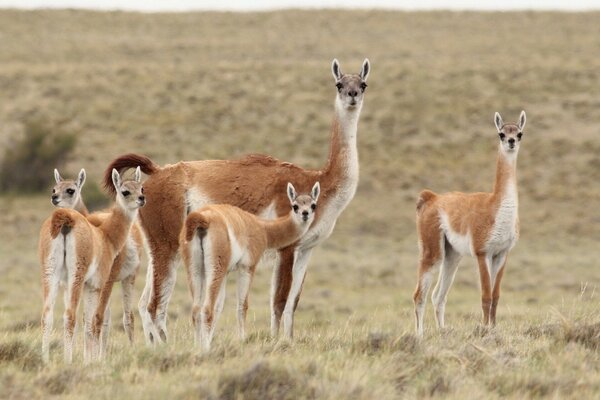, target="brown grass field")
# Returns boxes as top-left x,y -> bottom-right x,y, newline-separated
1,9 -> 600,399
